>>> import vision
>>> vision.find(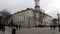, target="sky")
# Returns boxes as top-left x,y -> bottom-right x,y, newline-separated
0,0 -> 60,18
